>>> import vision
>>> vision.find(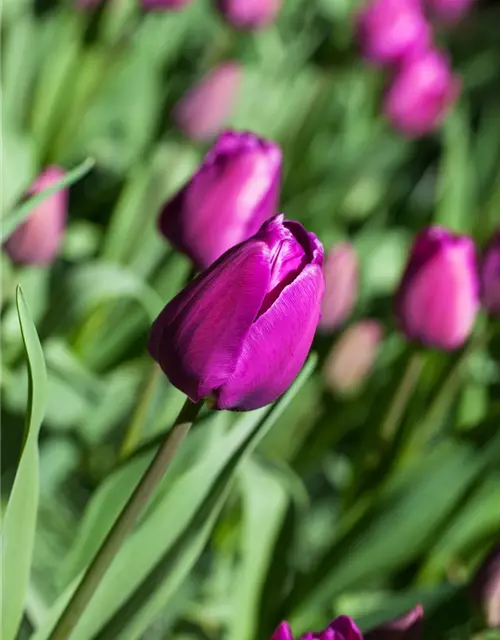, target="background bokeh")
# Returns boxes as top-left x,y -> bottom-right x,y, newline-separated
2,0 -> 500,638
